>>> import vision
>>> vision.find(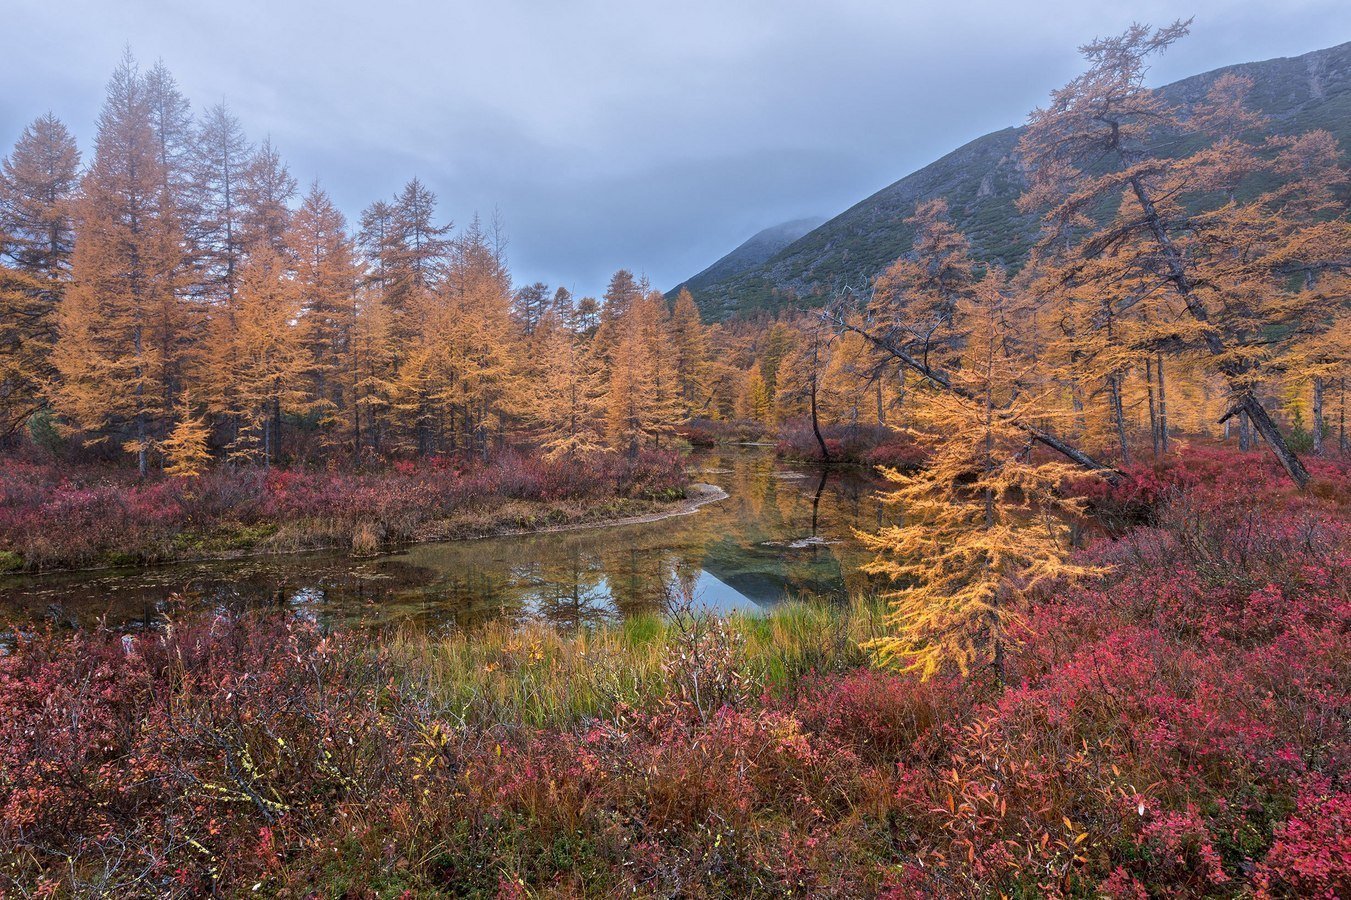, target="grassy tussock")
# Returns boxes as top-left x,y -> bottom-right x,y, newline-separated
392,596 -> 888,728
